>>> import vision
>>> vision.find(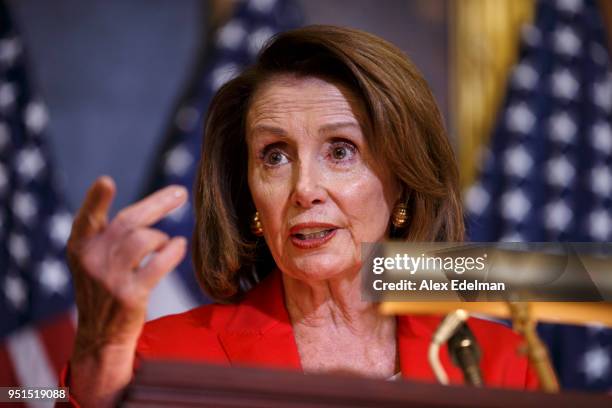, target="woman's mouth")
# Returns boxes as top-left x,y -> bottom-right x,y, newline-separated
290,225 -> 338,249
